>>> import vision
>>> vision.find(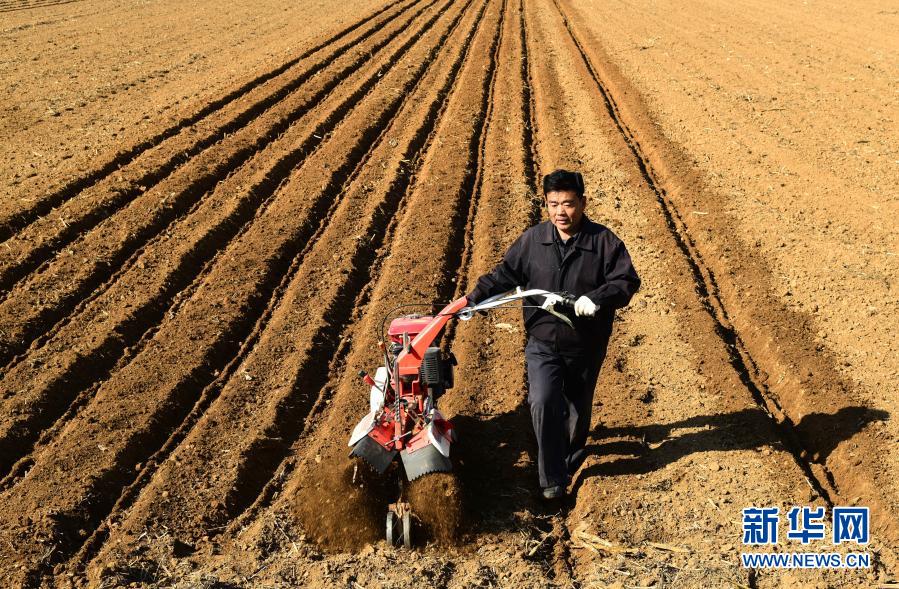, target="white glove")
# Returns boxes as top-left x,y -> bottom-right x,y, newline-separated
574,296 -> 597,317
